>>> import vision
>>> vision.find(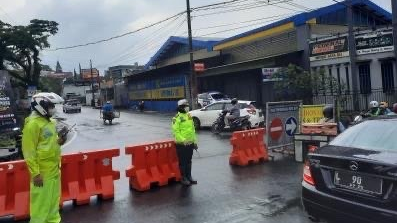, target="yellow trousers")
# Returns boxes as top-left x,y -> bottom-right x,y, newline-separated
30,176 -> 61,223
